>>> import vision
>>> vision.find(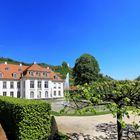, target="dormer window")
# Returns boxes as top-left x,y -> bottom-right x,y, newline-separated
54,75 -> 58,79
13,73 -> 18,79
29,71 -> 34,76
0,72 -> 3,78
5,67 -> 9,70
36,72 -> 41,76
38,72 -> 41,76
43,72 -> 48,77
